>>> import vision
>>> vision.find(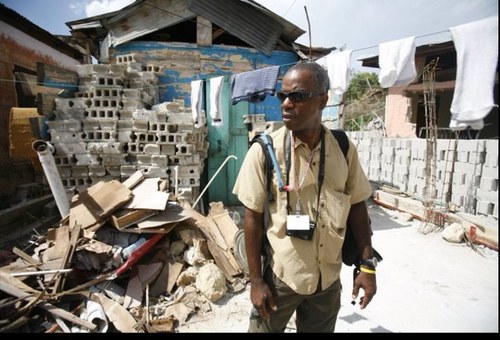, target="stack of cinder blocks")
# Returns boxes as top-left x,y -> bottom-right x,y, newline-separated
45,56 -> 208,203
